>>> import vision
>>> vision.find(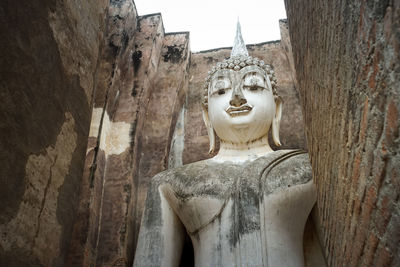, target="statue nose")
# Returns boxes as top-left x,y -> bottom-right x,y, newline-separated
229,87 -> 247,107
